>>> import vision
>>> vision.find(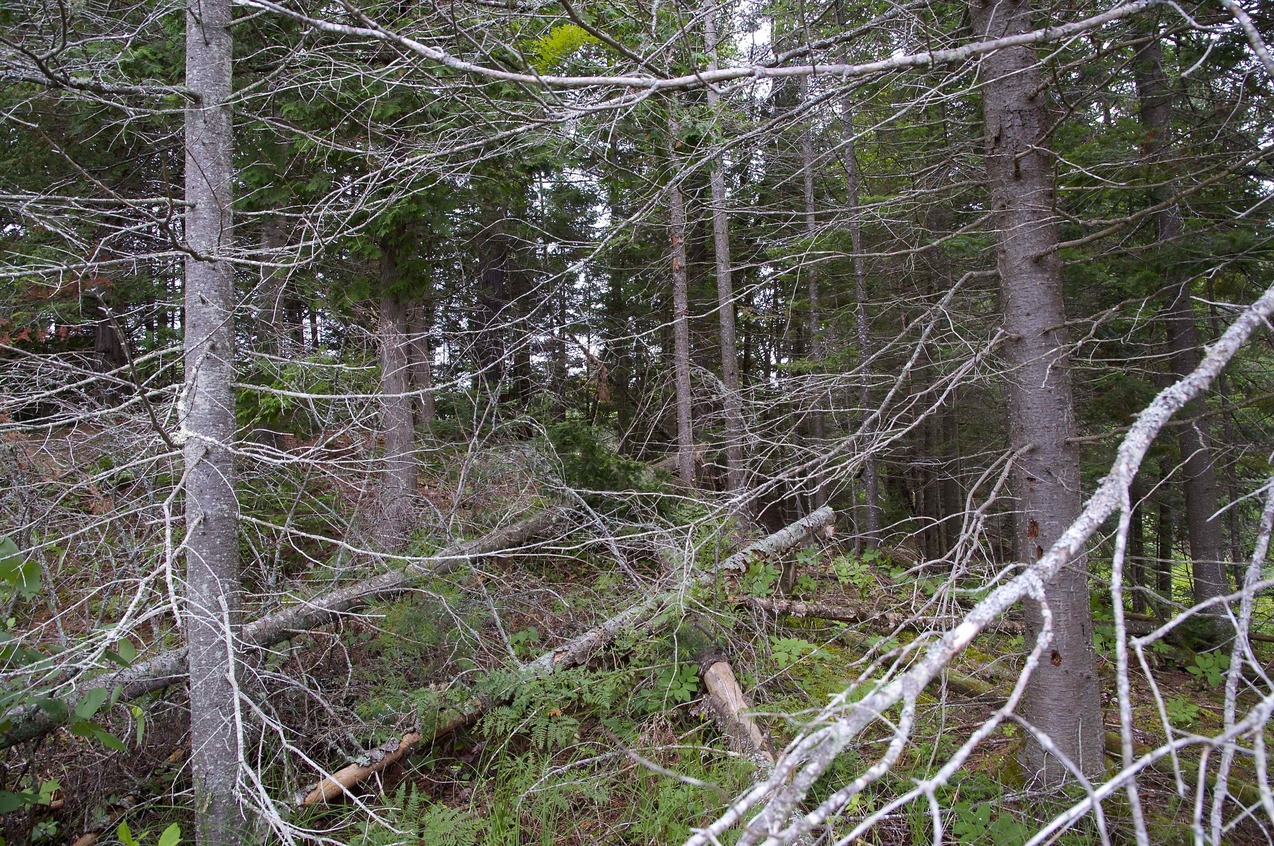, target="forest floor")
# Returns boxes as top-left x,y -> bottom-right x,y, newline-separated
7,440 -> 1274,846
